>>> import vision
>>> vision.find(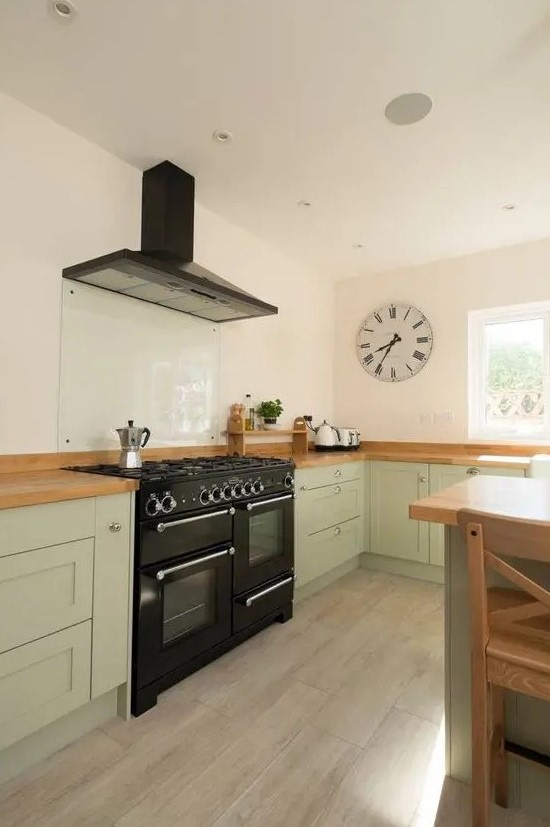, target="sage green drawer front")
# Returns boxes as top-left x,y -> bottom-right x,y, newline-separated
296,517 -> 362,587
0,621 -> 92,751
0,498 -> 95,558
297,478 -> 363,536
428,464 -> 526,566
0,539 -> 94,655
296,460 -> 363,492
